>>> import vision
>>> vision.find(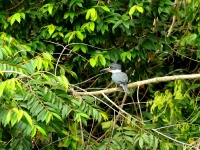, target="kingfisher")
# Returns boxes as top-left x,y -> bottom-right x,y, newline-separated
102,63 -> 129,94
